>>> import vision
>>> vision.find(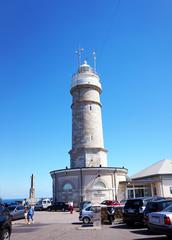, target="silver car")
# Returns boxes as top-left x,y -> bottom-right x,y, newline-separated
79,204 -> 93,224
8,205 -> 25,220
148,203 -> 172,239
